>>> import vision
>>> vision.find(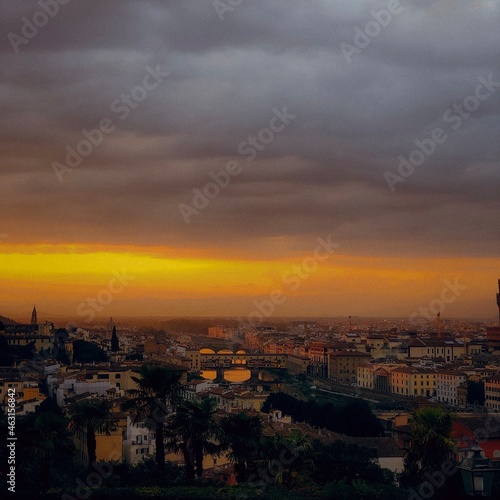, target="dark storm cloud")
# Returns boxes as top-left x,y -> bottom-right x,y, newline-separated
0,0 -> 499,256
